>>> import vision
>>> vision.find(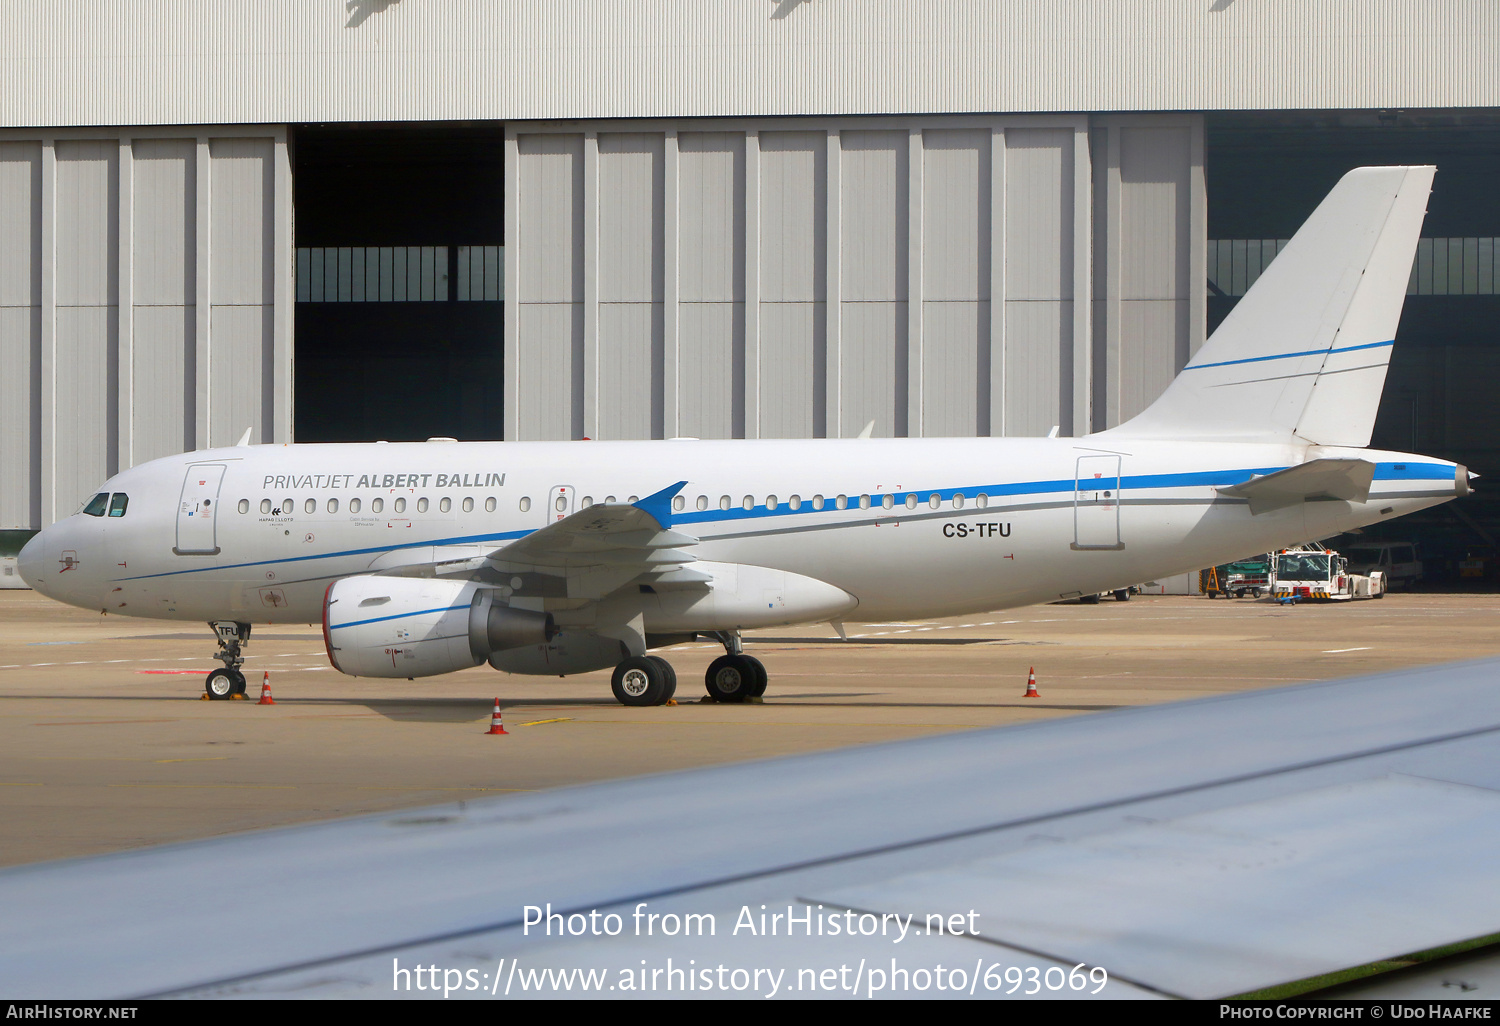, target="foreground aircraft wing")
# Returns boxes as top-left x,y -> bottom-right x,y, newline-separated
4,658 -> 1500,999
1217,457 -> 1375,514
